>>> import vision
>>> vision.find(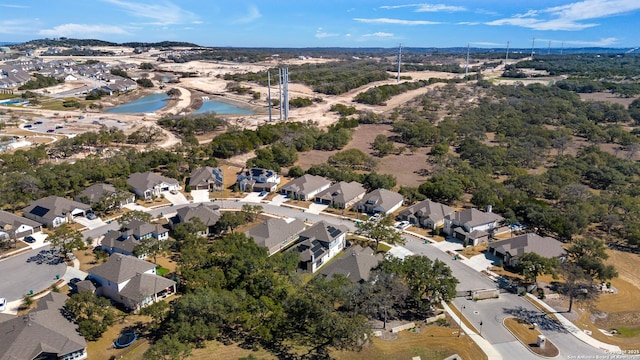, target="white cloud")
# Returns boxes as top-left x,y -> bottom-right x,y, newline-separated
234,5 -> 262,24
363,32 -> 394,37
457,21 -> 480,25
486,0 -> 640,31
315,28 -> 339,39
380,3 -> 465,12
0,19 -> 34,34
102,0 -> 198,25
0,3 -> 29,8
39,24 -> 129,37
353,17 -> 440,25
548,37 -> 619,46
